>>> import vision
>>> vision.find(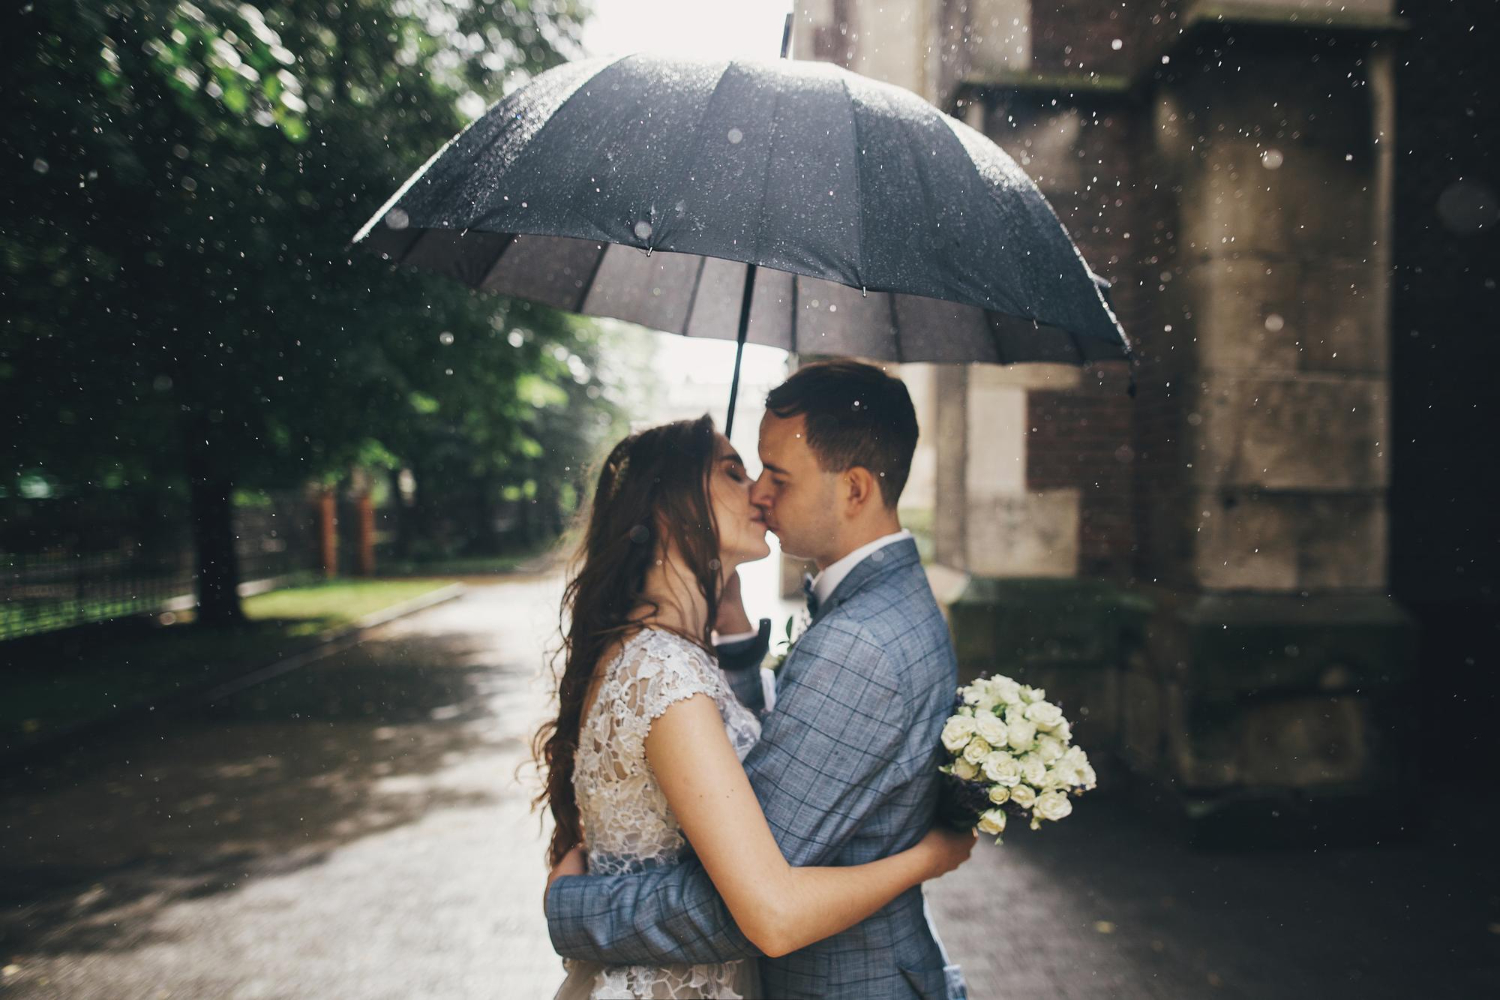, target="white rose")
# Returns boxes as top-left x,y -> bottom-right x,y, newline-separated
1009,784 -> 1036,809
974,695 -> 998,714
962,737 -> 992,765
974,712 -> 1008,748
1080,763 -> 1098,789
1035,735 -> 1065,764
1062,745 -> 1089,770
990,677 -> 1023,704
940,716 -> 977,753
1019,685 -> 1045,704
976,808 -> 1007,836
1018,754 -> 1047,787
987,784 -> 1011,805
1043,765 -> 1075,789
1025,701 -> 1065,731
952,758 -> 979,780
1034,789 -> 1074,822
1051,719 -> 1072,743
982,752 -> 1021,786
1006,718 -> 1037,751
